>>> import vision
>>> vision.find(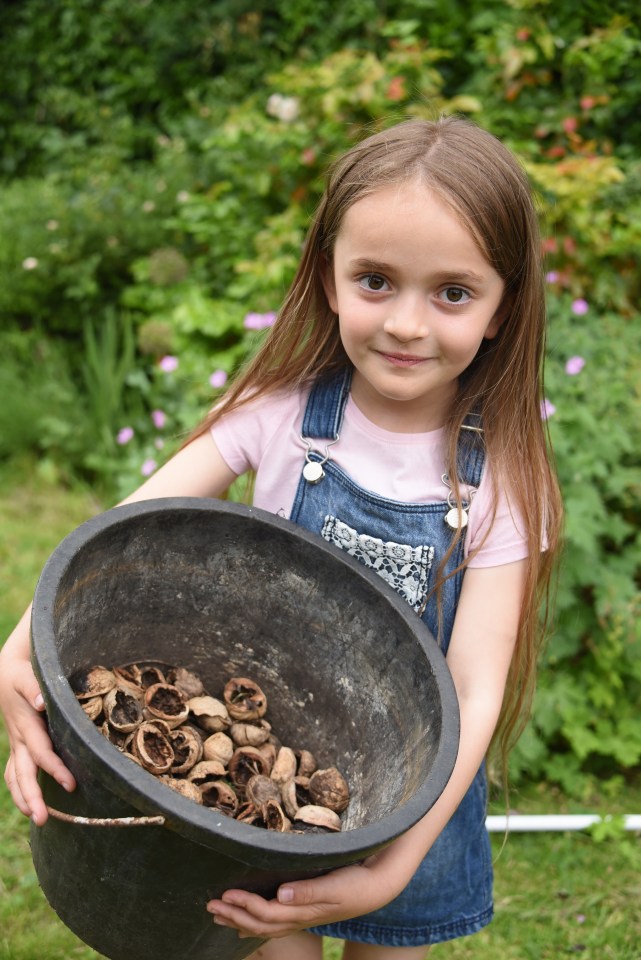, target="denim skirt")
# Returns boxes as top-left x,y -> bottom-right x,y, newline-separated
310,767 -> 493,947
